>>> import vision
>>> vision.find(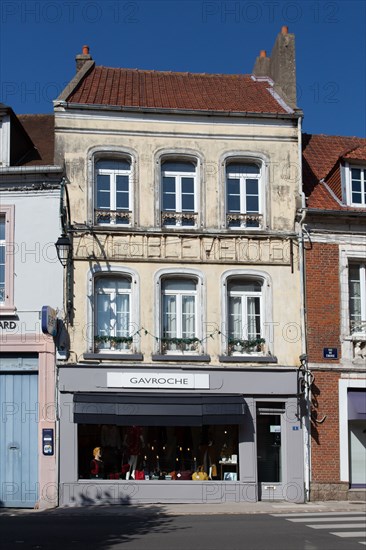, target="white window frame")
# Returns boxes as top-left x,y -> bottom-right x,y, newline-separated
161,160 -> 197,227
87,266 -> 139,354
155,149 -> 203,229
221,270 -> 272,357
226,161 -> 263,229
154,268 -> 205,355
348,262 -> 366,336
228,281 -> 263,339
87,146 -> 138,227
162,278 -> 197,339
345,164 -> 366,207
0,205 -> 15,315
94,158 -> 133,226
340,246 -> 366,364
